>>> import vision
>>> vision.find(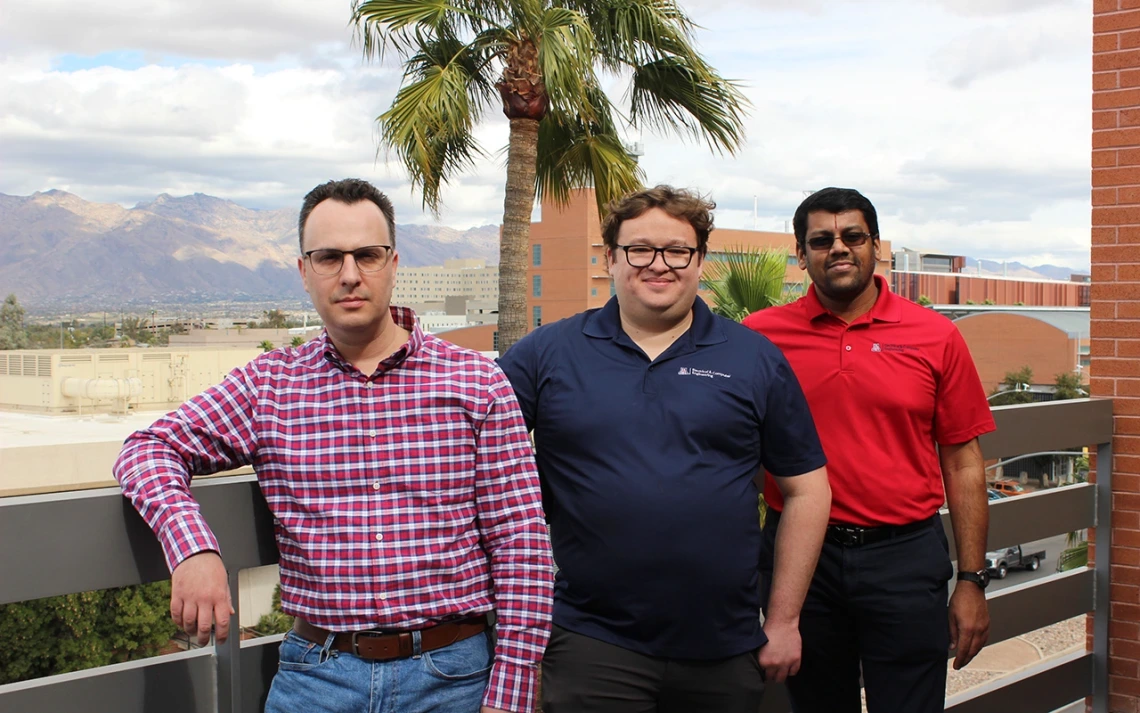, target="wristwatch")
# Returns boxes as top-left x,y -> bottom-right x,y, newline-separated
957,568 -> 990,590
